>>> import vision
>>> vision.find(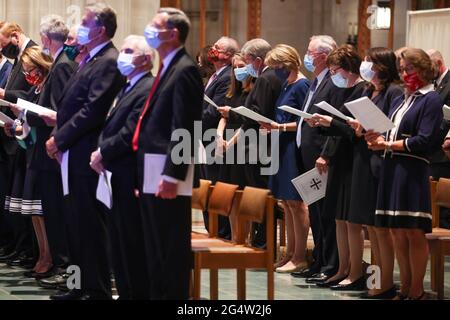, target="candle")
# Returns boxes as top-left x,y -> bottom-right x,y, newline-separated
348,23 -> 353,36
